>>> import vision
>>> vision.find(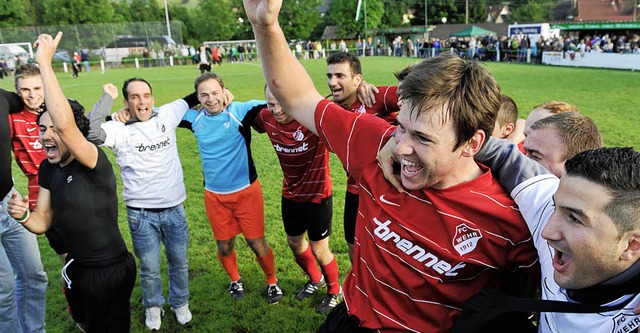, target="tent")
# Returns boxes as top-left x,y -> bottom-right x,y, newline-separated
450,26 -> 497,37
